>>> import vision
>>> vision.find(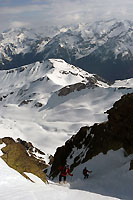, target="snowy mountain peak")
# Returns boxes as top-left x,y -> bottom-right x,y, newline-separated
48,58 -> 102,86
0,59 -> 108,107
